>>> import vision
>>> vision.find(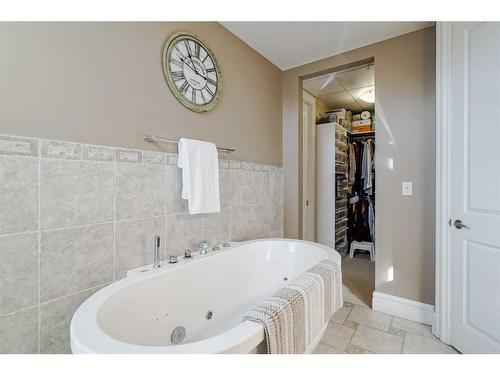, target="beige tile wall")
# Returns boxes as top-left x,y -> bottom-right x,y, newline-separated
0,134 -> 284,354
